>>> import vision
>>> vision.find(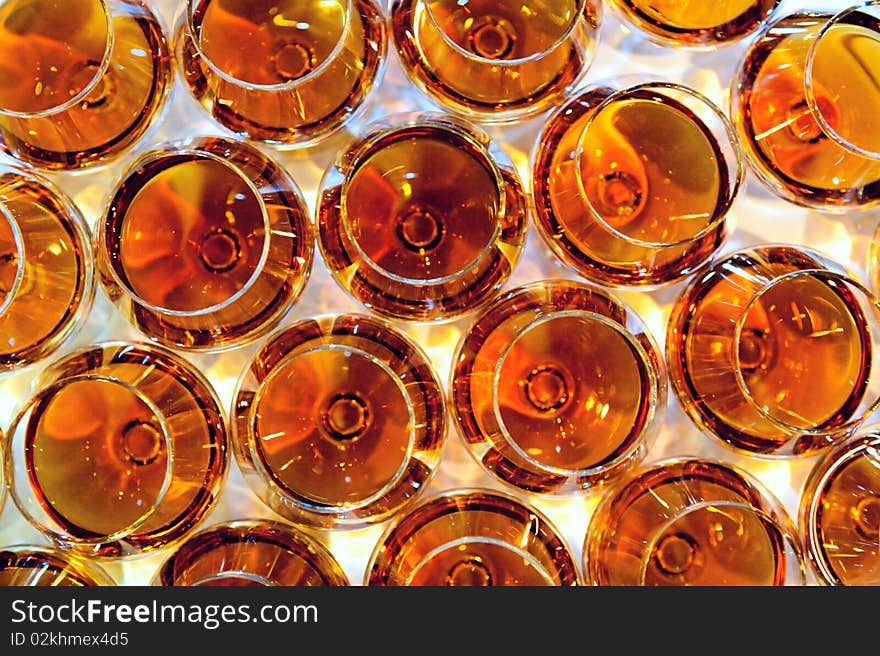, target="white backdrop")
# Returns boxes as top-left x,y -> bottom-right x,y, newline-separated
0,0 -> 870,586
